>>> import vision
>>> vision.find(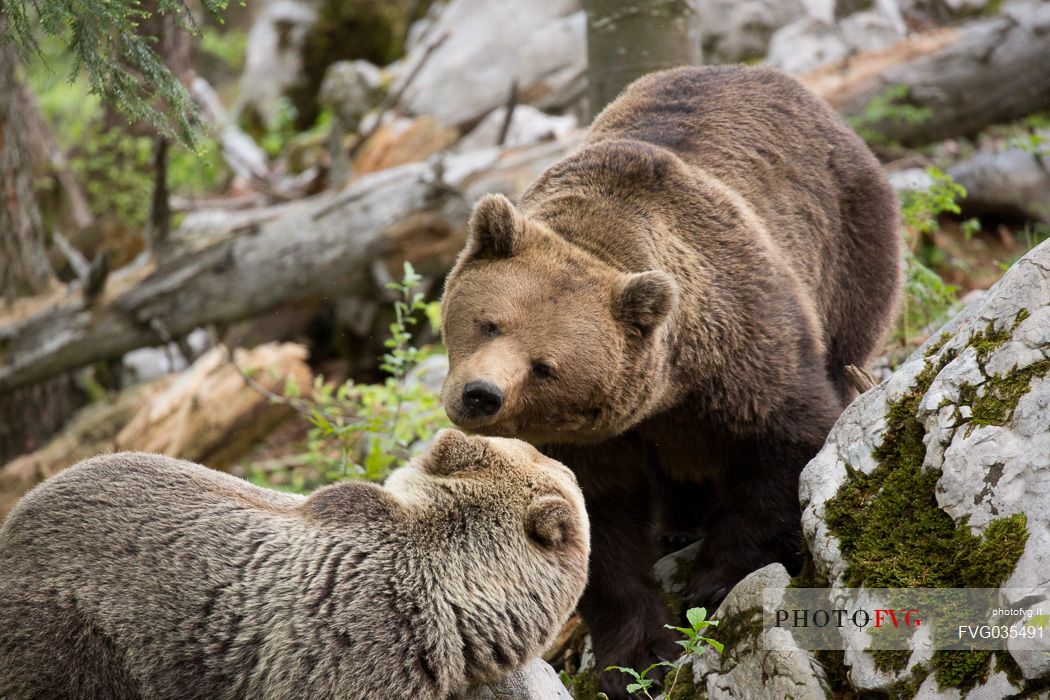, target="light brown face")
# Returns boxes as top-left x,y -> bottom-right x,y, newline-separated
440,194 -> 677,444
392,429 -> 590,555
